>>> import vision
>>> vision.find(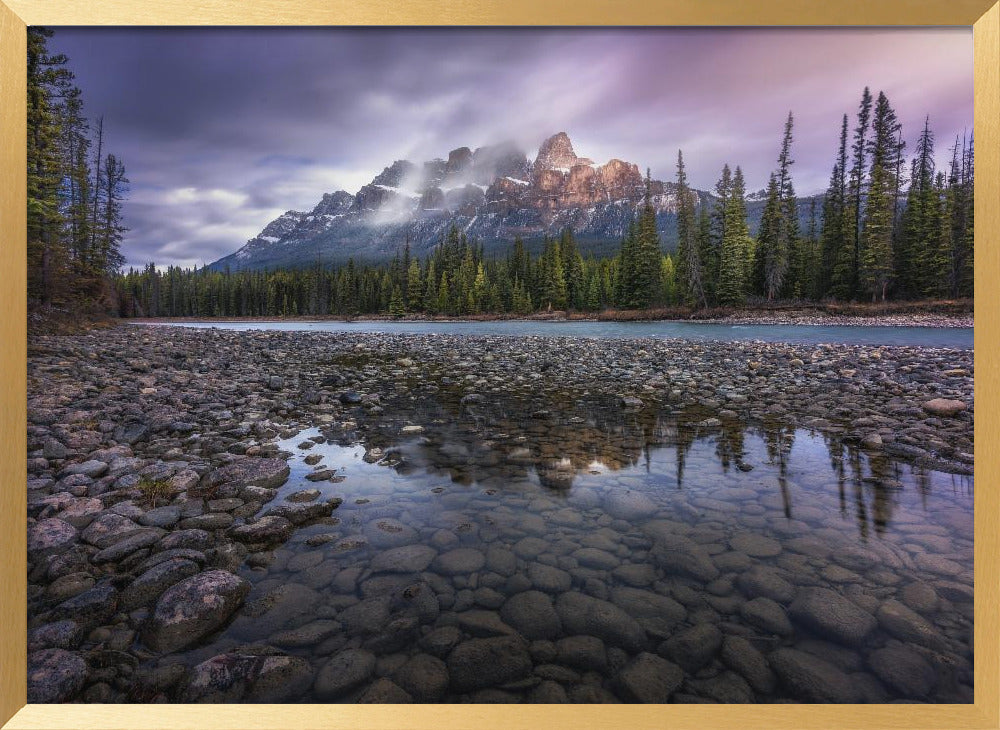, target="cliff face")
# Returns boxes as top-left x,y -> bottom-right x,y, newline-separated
212,132 -> 713,271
